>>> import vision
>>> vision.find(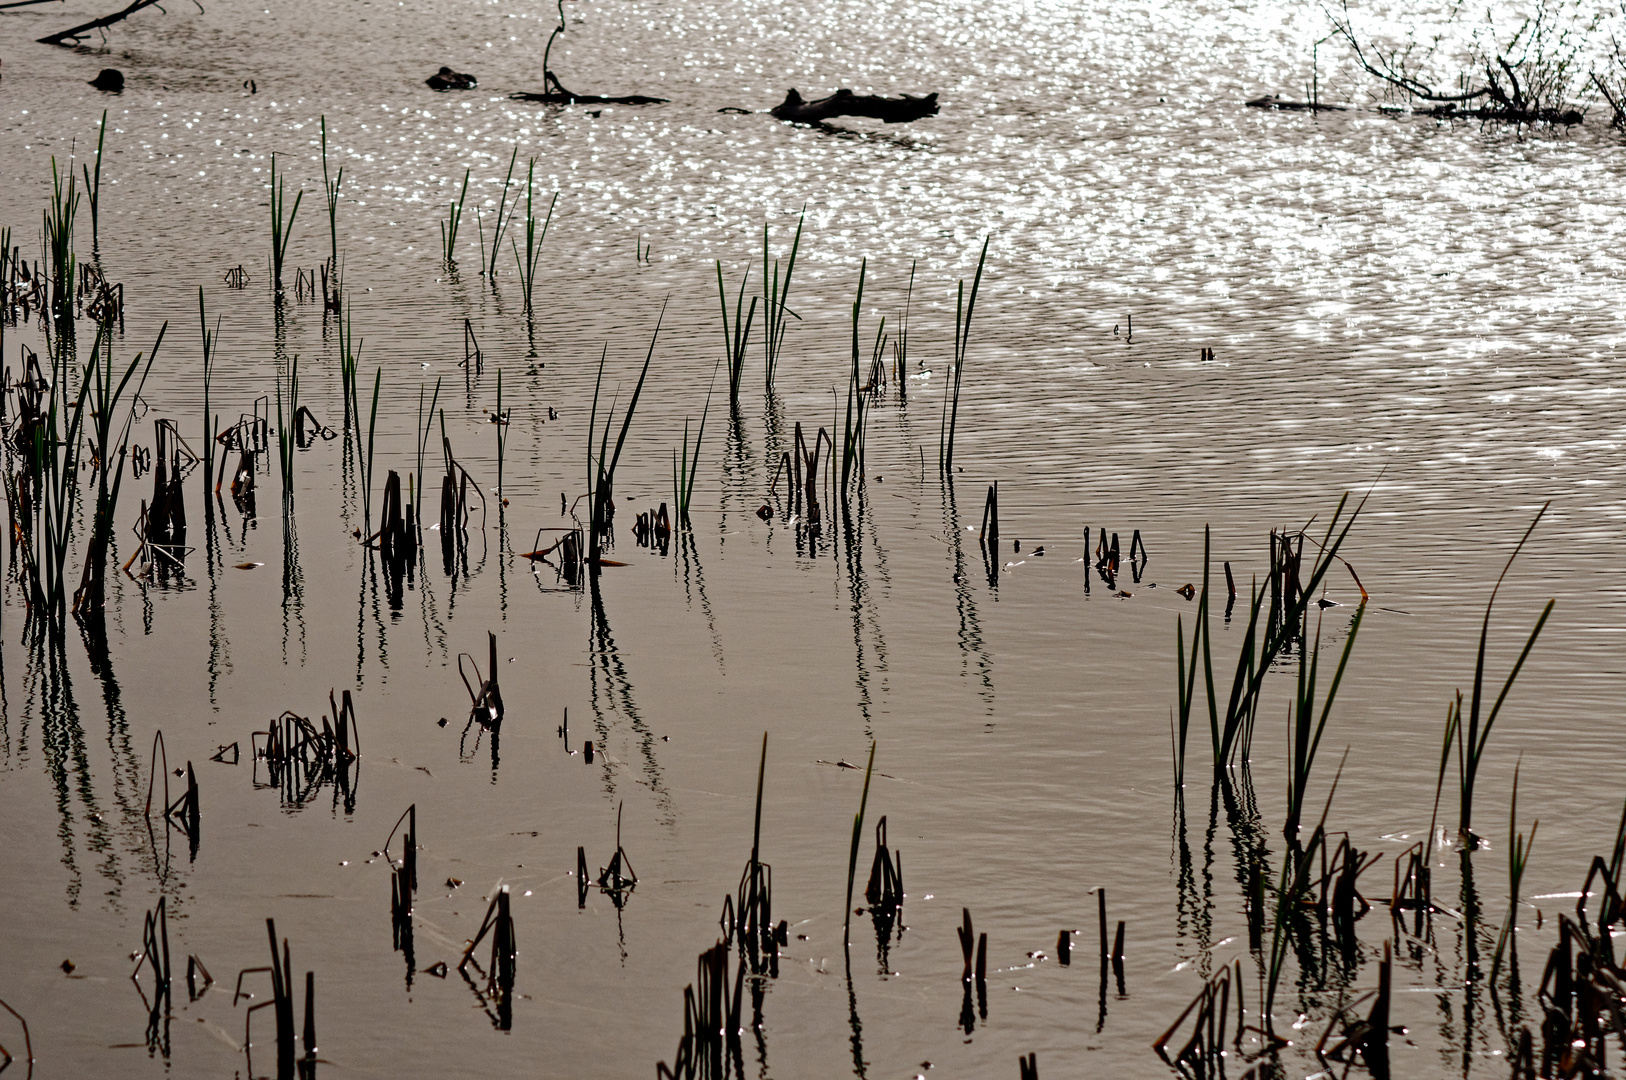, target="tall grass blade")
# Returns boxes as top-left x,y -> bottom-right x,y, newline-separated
844,741 -> 877,945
